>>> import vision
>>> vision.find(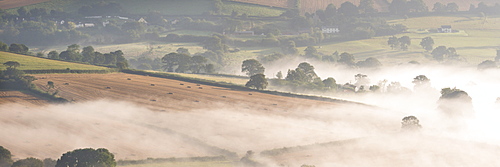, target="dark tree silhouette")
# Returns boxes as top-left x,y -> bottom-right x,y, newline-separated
55,148 -> 116,167
245,74 -> 268,90
401,116 -> 422,131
